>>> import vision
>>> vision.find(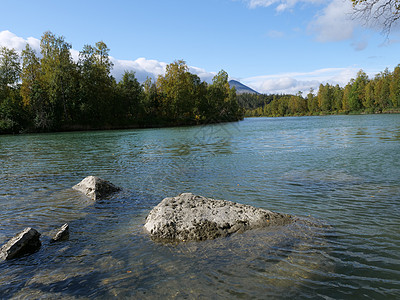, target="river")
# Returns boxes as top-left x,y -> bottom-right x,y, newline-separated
1,114 -> 399,299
